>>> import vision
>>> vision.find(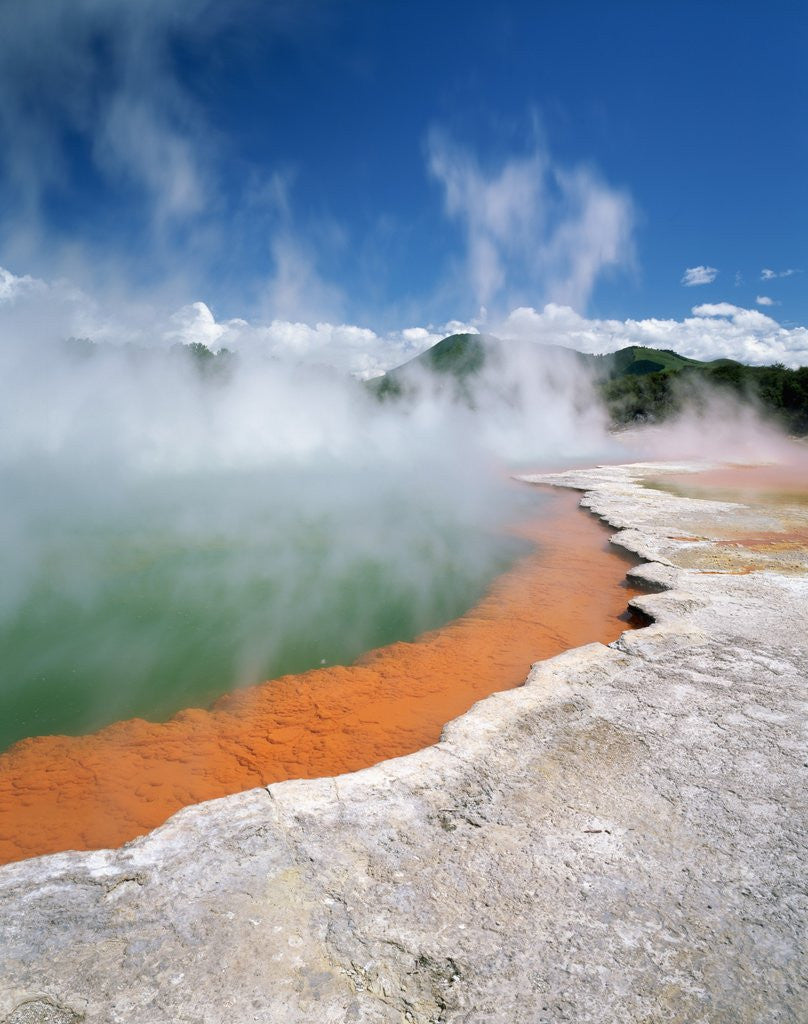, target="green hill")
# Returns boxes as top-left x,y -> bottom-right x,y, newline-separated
366,332 -> 587,402
366,333 -> 489,401
367,333 -> 808,435
590,345 -> 740,378
368,337 -> 738,392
